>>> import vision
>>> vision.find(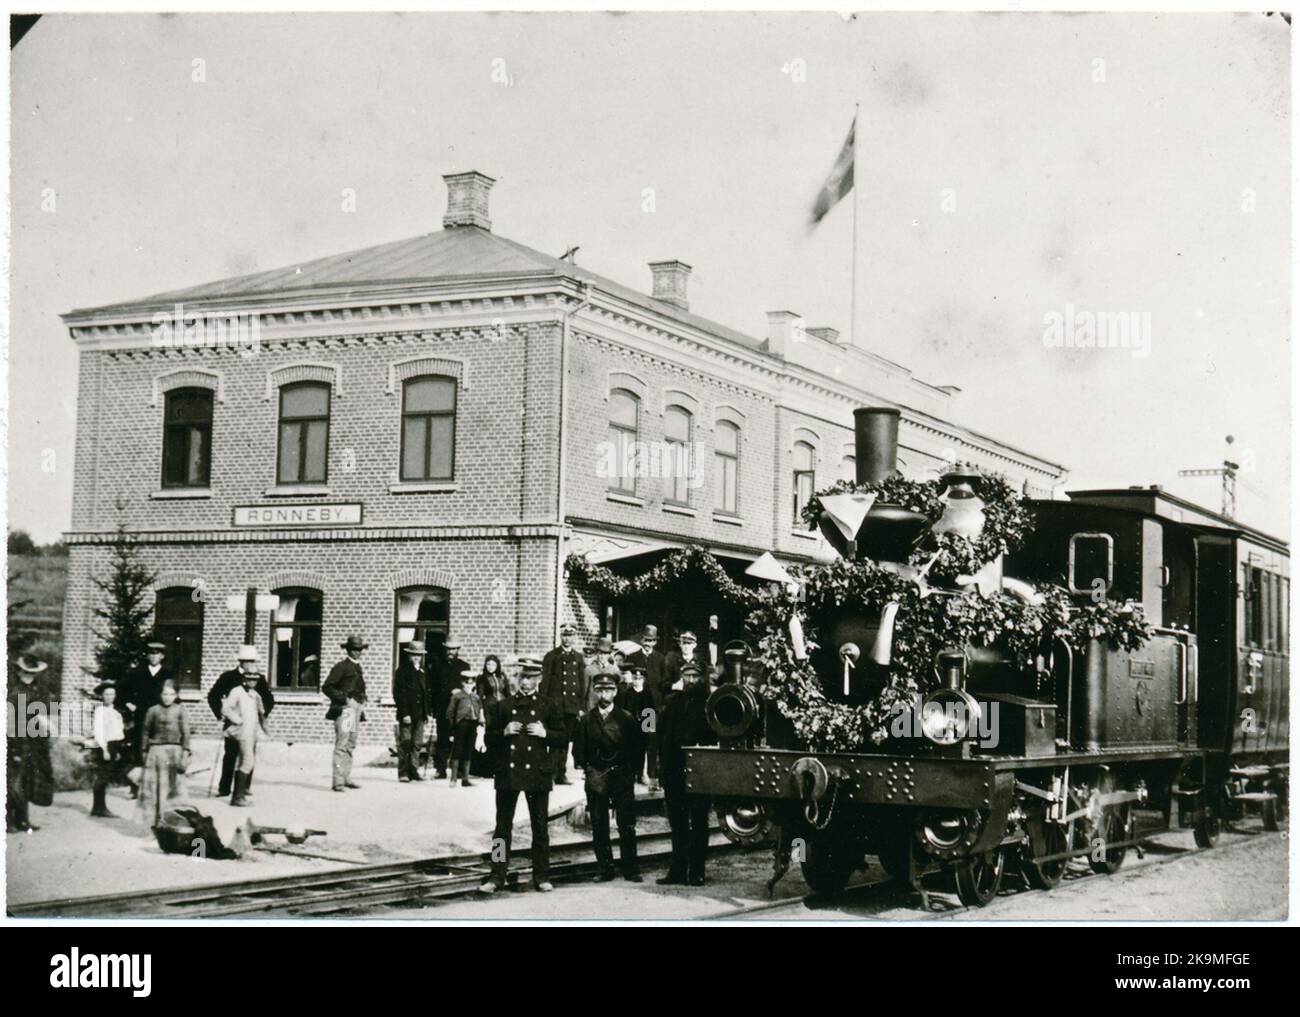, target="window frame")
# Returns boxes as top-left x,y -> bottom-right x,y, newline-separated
663,405 -> 693,507
399,375 -> 458,482
608,388 -> 640,496
393,586 -> 451,674
276,381 -> 332,486
792,440 -> 817,520
1068,532 -> 1115,596
267,587 -> 325,690
154,587 -> 204,690
713,420 -> 740,516
160,387 -> 213,489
